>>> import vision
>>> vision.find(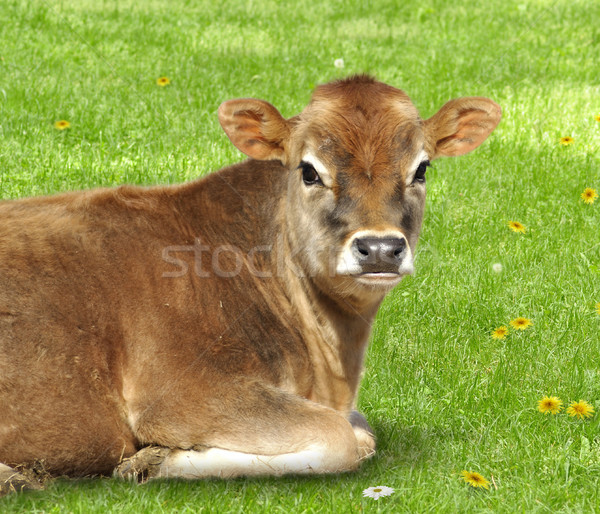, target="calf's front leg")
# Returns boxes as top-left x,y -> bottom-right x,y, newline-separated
116,383 -> 375,480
